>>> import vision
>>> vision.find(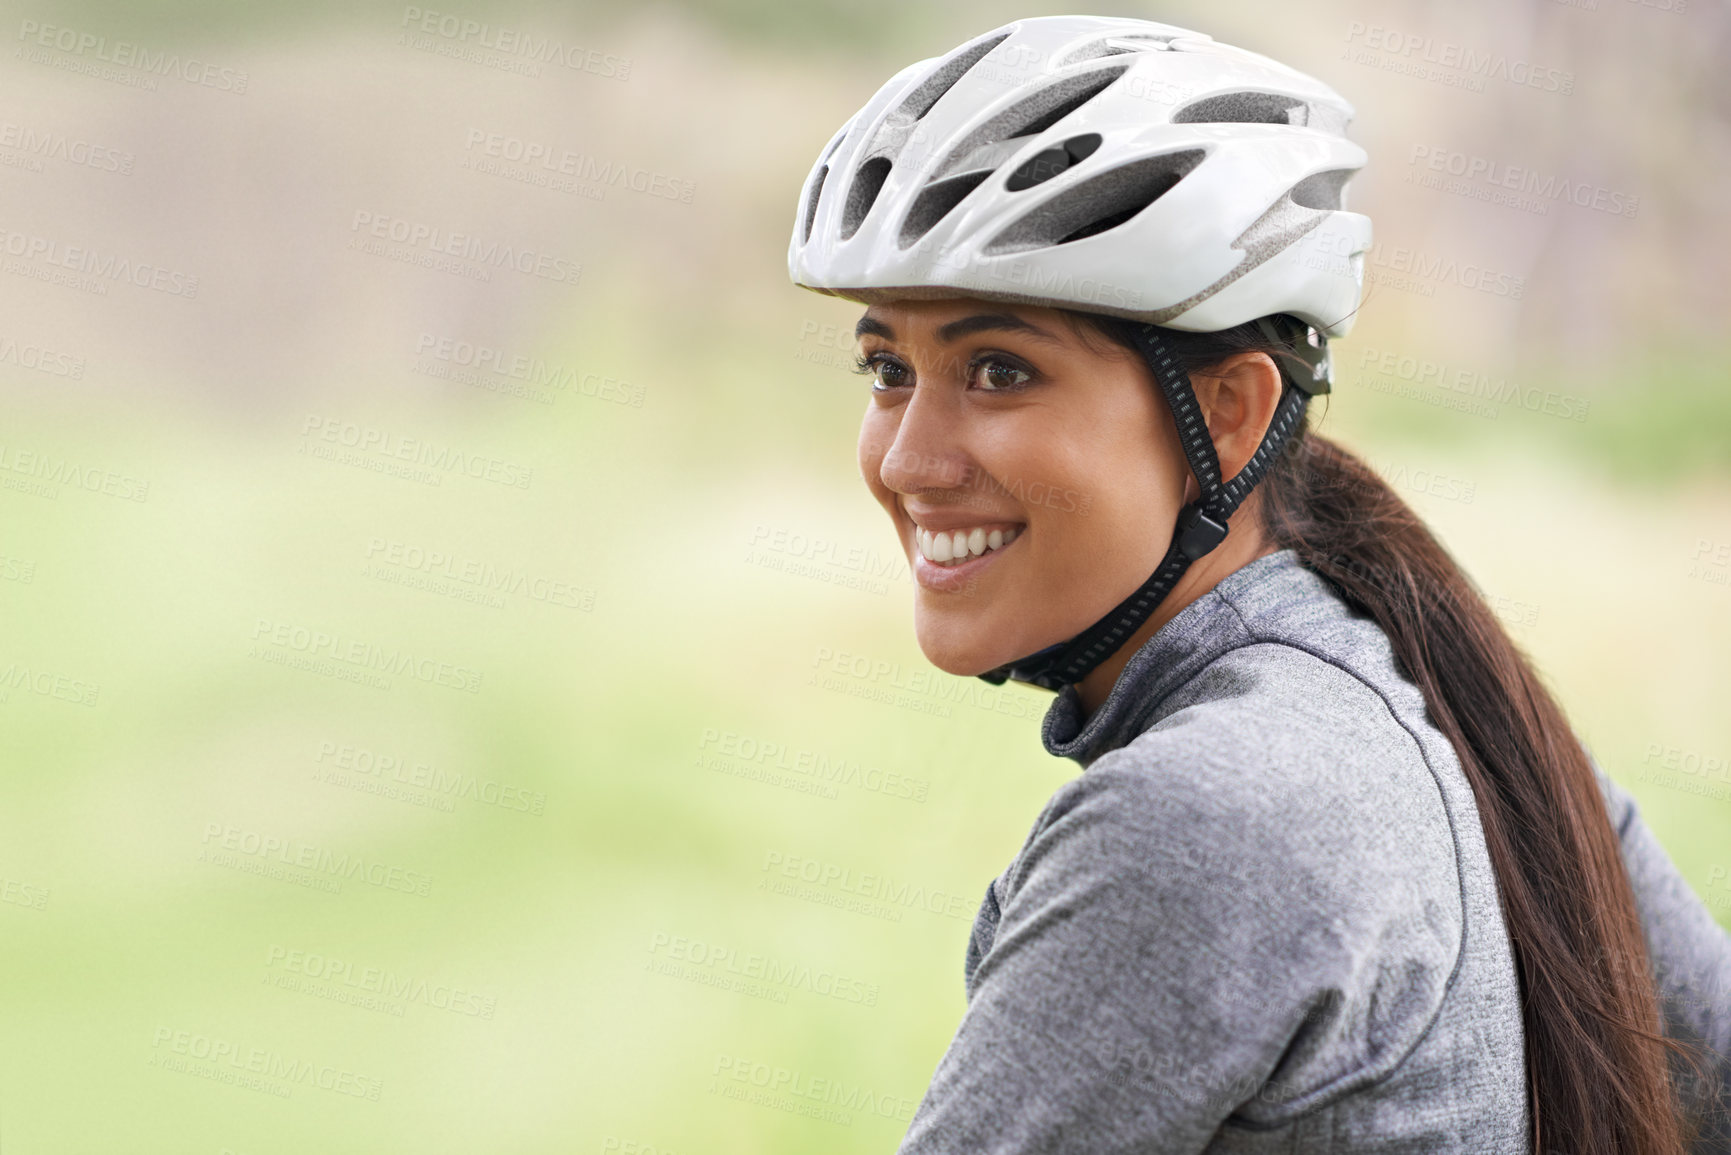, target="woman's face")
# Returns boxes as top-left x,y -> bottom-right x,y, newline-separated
854,297 -> 1192,678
